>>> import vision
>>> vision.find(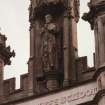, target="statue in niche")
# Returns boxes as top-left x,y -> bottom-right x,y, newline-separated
40,14 -> 59,72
